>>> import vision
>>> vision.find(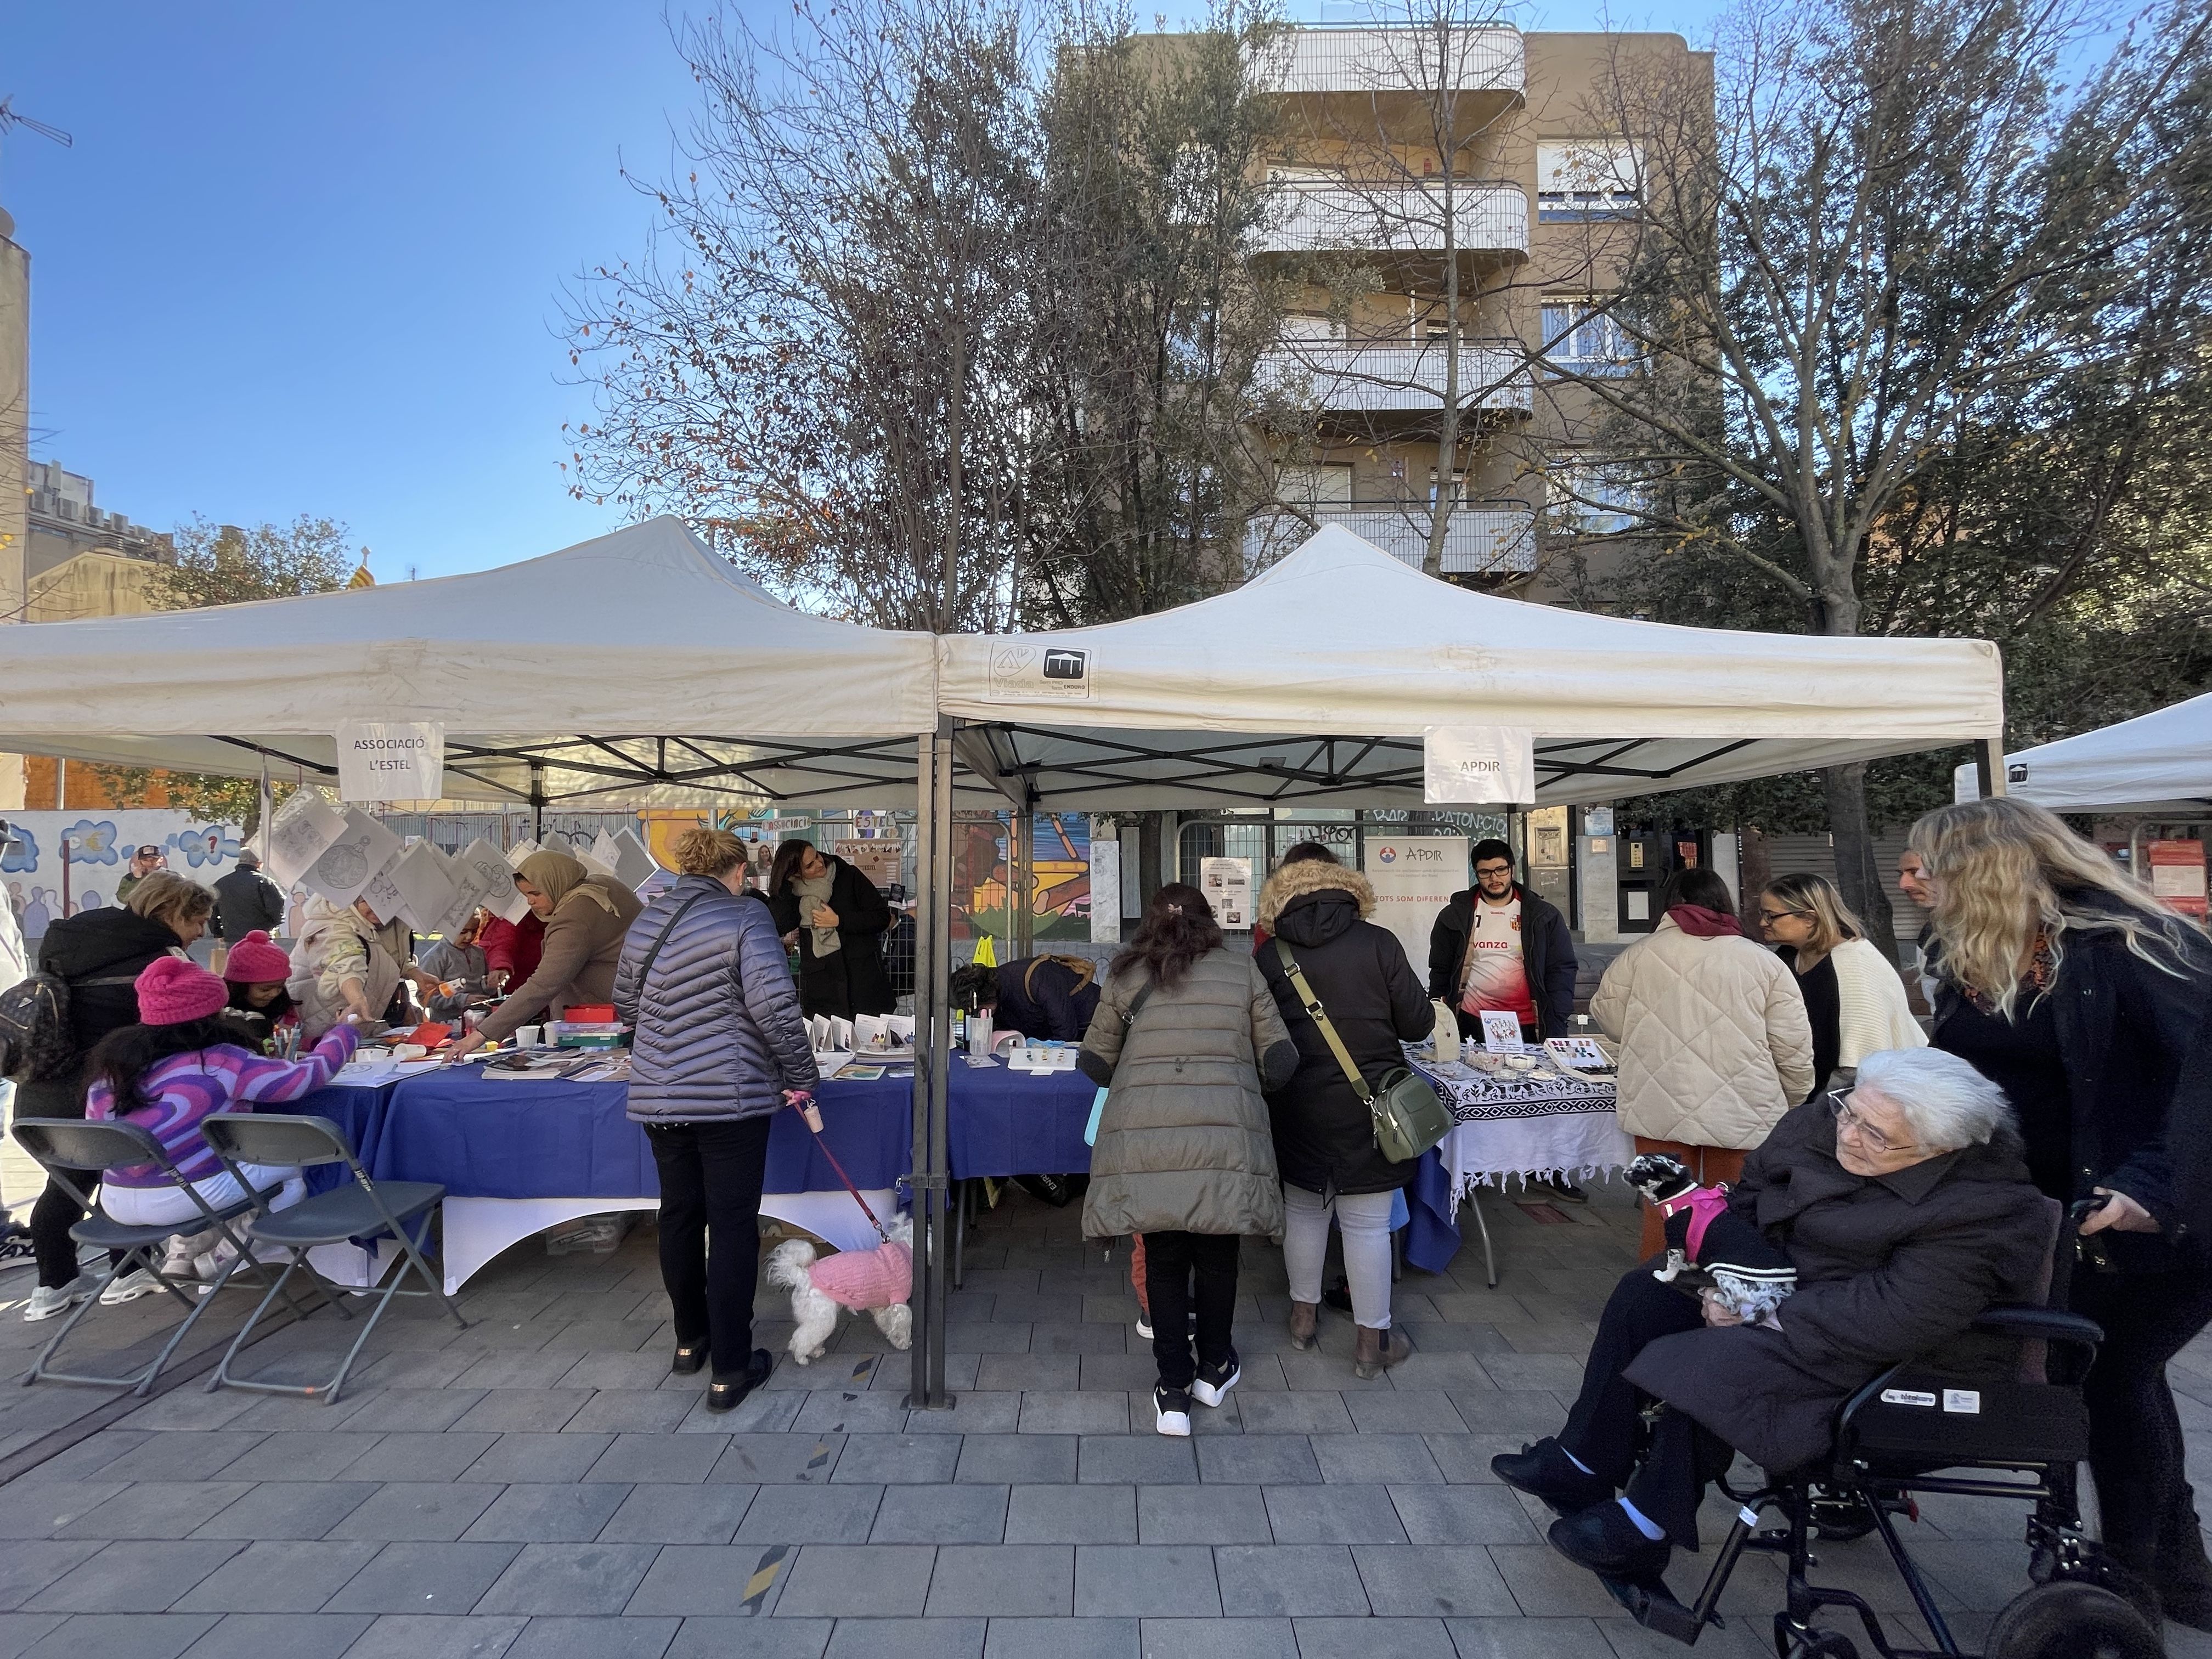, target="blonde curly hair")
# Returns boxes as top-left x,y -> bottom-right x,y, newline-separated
671,826 -> 747,878
1908,797 -> 2198,1018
